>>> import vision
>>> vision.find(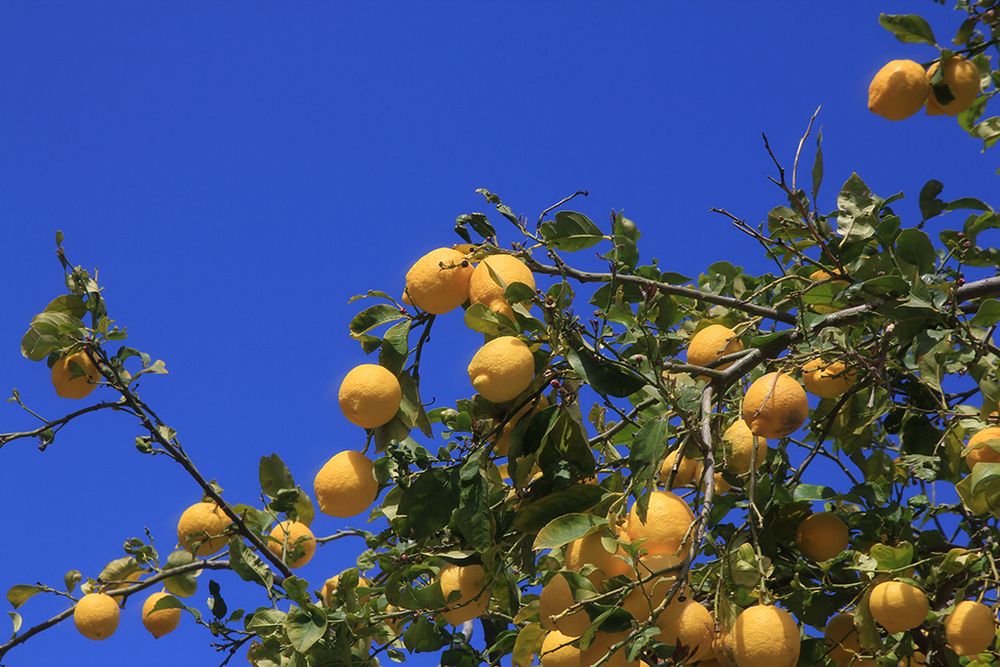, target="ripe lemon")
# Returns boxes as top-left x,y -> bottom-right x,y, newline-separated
945,600 -> 995,656
808,270 -> 849,314
741,372 -> 808,439
796,513 -> 850,562
802,358 -> 856,399
824,613 -> 875,667
686,324 -> 743,370
338,364 -> 402,429
621,552 -> 677,622
467,336 -> 535,403
731,605 -> 800,667
322,573 -> 372,605
439,563 -> 490,625
564,532 -> 630,588
712,473 -> 731,495
868,60 -> 930,121
51,351 -> 100,399
74,592 -> 120,640
468,254 -> 535,320
539,630 -> 581,667
314,450 -> 379,518
654,598 -> 716,663
926,56 -> 981,116
868,581 -> 928,633
965,426 -> 1000,469
496,395 -> 549,456
581,630 -> 638,667
624,490 -> 695,566
177,502 -> 232,556
539,572 -> 591,636
404,247 -> 474,314
659,450 -> 703,488
141,591 -> 181,639
721,420 -> 768,475
267,520 -> 316,568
